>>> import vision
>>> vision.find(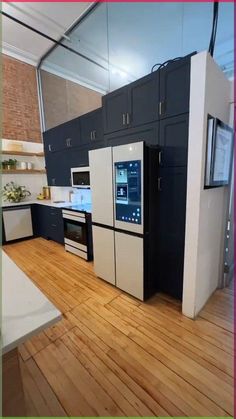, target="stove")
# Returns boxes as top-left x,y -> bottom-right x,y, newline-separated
62,205 -> 93,261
